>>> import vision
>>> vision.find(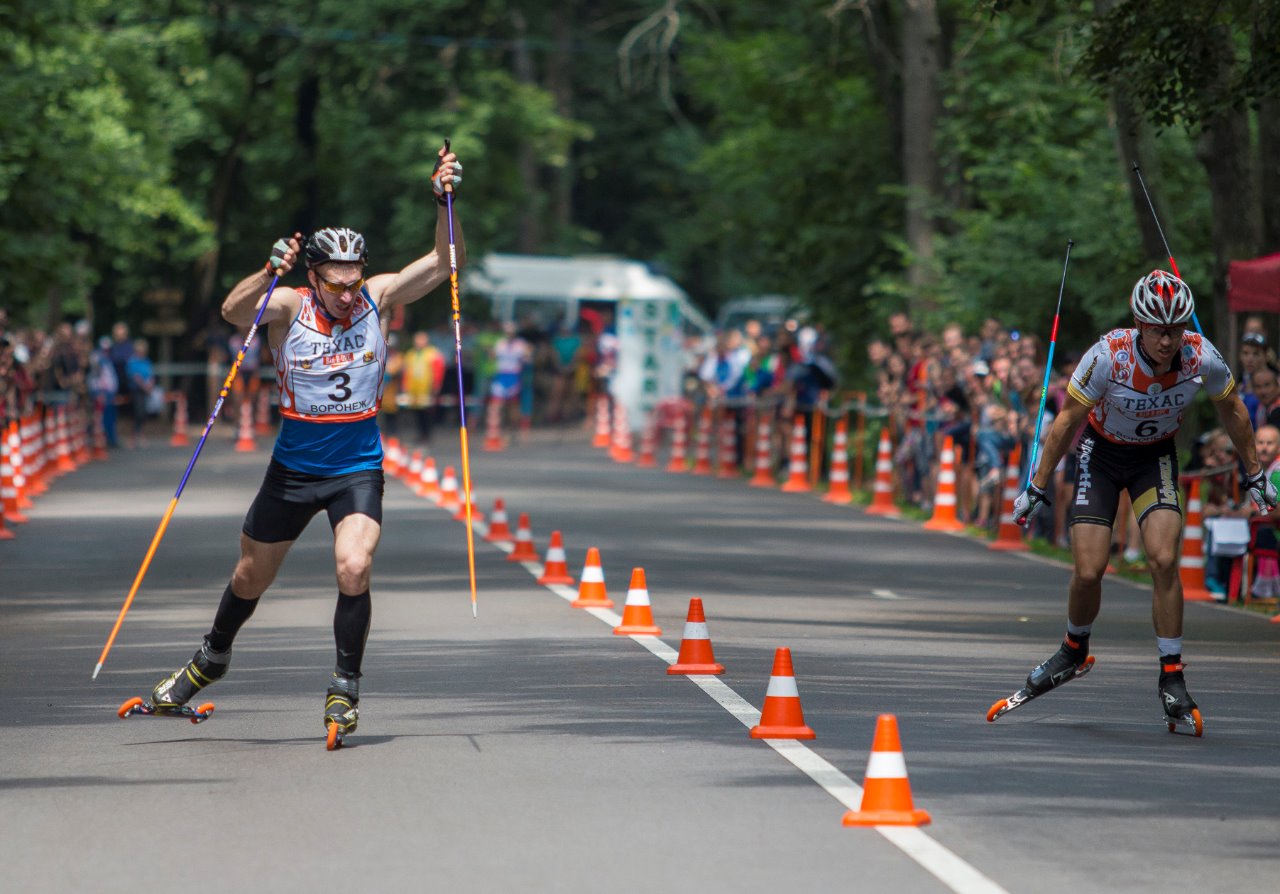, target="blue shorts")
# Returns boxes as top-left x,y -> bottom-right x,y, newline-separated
490,372 -> 521,399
